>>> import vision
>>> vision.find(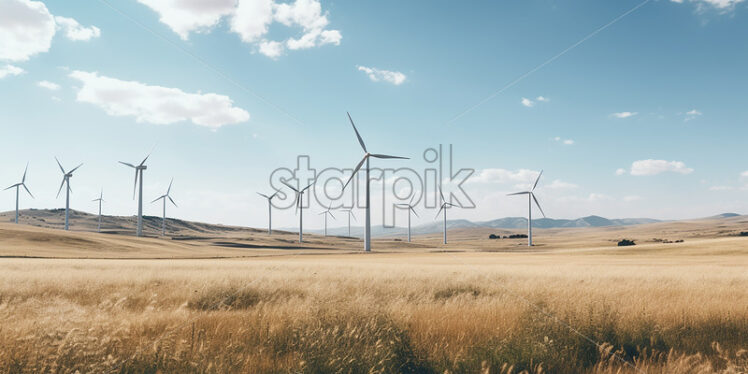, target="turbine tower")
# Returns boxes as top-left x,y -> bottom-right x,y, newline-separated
92,189 -> 104,233
119,154 -> 149,237
151,178 -> 177,237
282,180 -> 314,243
318,203 -> 335,236
395,196 -> 419,242
55,157 -> 83,231
257,191 -> 279,234
342,112 -> 409,252
435,188 -> 456,244
4,163 -> 34,224
340,208 -> 357,237
507,170 -> 546,246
